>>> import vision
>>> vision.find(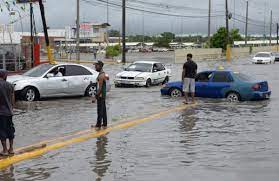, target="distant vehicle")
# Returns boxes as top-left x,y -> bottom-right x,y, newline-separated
139,48 -> 152,53
114,61 -> 171,87
272,52 -> 279,61
252,52 -> 275,64
7,63 -> 110,102
161,70 -> 271,102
